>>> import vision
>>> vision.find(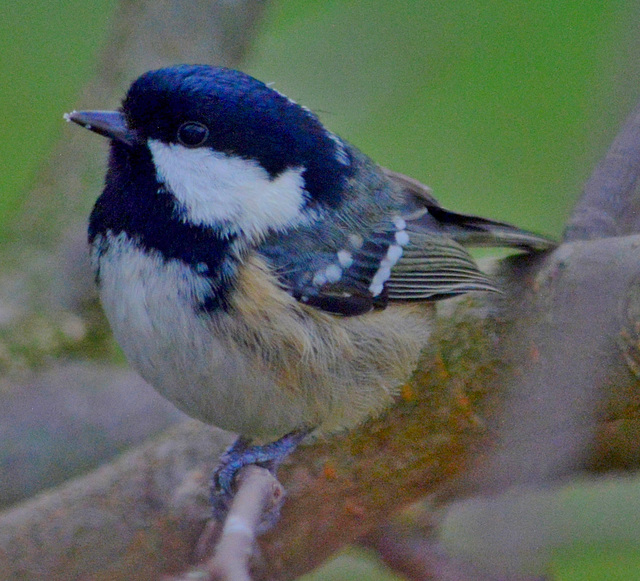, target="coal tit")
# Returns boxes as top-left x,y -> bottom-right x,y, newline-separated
66,64 -> 553,502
